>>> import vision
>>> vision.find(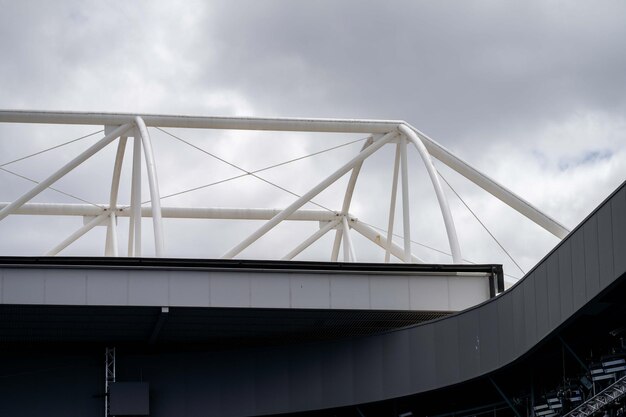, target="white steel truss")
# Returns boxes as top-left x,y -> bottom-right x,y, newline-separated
0,110 -> 570,263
